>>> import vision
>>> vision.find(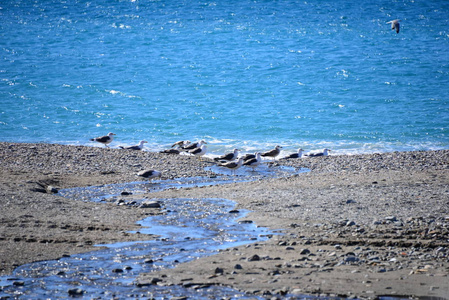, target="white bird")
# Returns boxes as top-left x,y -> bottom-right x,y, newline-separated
182,140 -> 207,151
283,148 -> 304,159
306,148 -> 331,157
214,148 -> 240,162
119,140 -> 147,150
189,145 -> 207,160
90,132 -> 116,147
261,145 -> 283,161
137,169 -> 162,181
387,19 -> 400,33
243,152 -> 262,172
218,157 -> 244,175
